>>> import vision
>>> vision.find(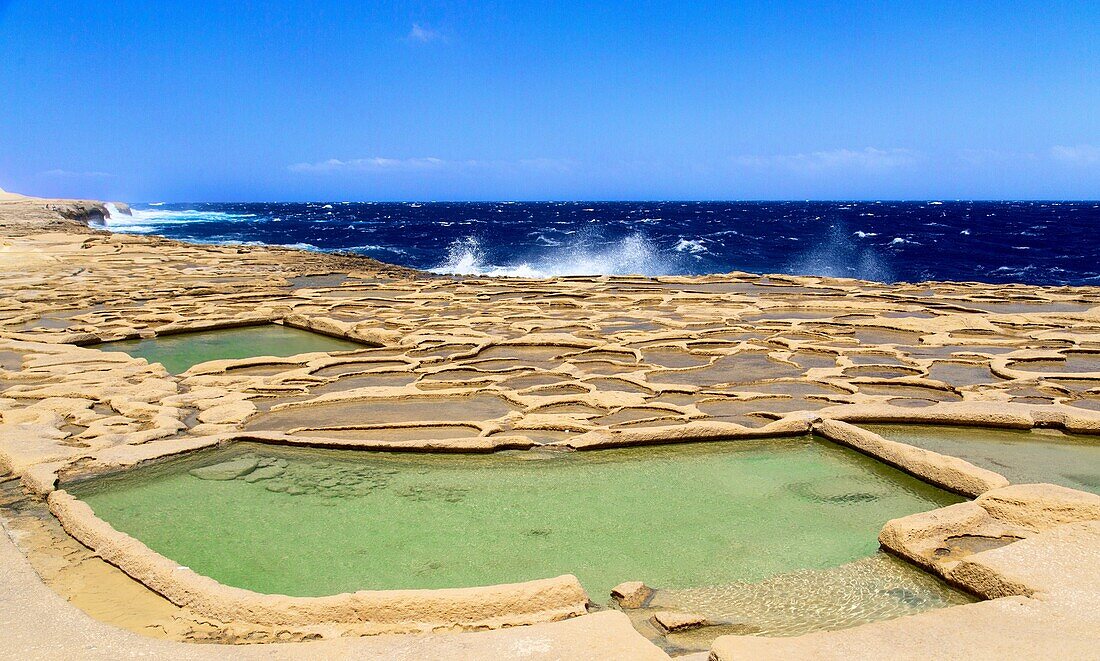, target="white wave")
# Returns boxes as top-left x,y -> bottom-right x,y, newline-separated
104,202 -> 129,217
673,238 -> 708,254
102,204 -> 258,234
889,237 -> 909,245
343,244 -> 407,254
431,234 -> 673,278
854,231 -> 878,238
213,240 -> 322,252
